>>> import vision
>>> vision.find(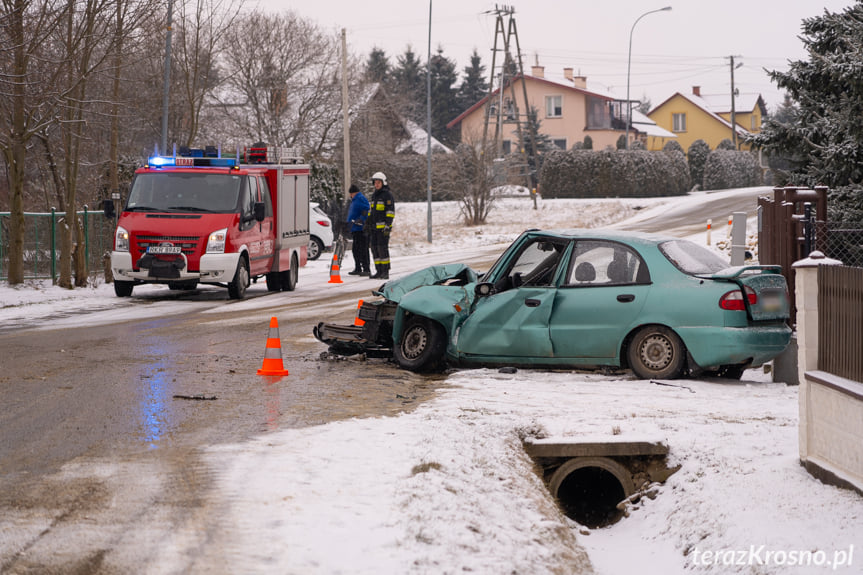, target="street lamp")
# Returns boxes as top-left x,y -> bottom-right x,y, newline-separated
625,6 -> 671,150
